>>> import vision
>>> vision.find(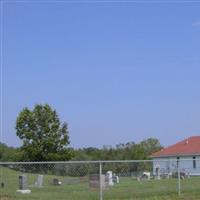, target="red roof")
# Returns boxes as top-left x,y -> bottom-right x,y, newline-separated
152,136 -> 200,158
